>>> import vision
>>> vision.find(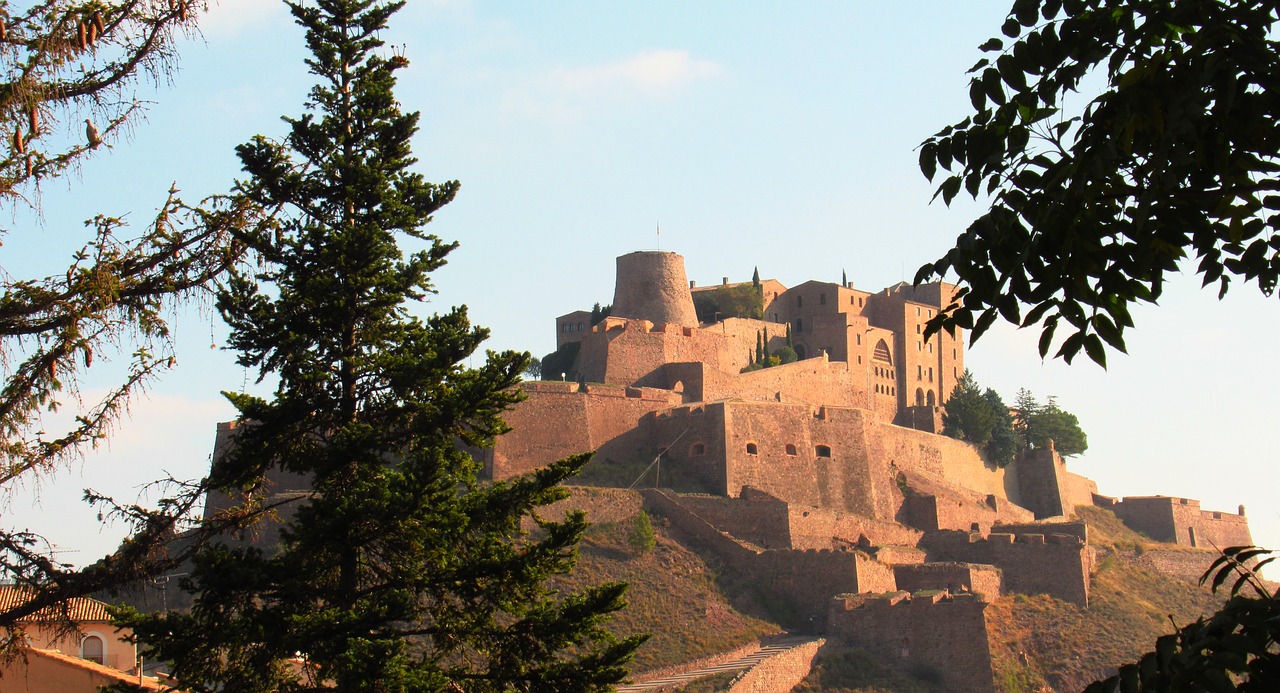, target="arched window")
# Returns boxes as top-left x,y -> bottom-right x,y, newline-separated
815,445 -> 832,458
746,442 -> 758,455
577,322 -> 585,332
915,388 -> 924,406
795,344 -> 807,359
927,390 -> 936,407
689,442 -> 706,456
873,339 -> 892,364
785,444 -> 798,456
81,634 -> 105,664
